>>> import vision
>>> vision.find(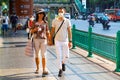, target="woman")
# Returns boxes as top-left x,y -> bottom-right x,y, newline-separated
31,9 -> 51,75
